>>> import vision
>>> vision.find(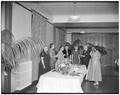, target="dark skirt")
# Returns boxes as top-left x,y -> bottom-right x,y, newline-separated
38,61 -> 51,80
